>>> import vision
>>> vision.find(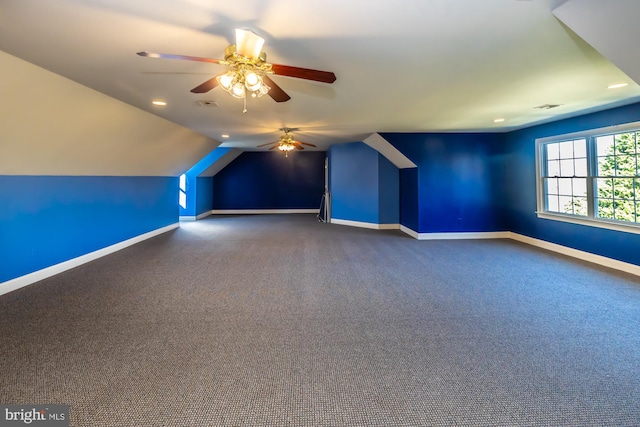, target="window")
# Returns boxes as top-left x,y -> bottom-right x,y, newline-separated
543,138 -> 588,216
179,174 -> 187,209
536,122 -> 640,233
